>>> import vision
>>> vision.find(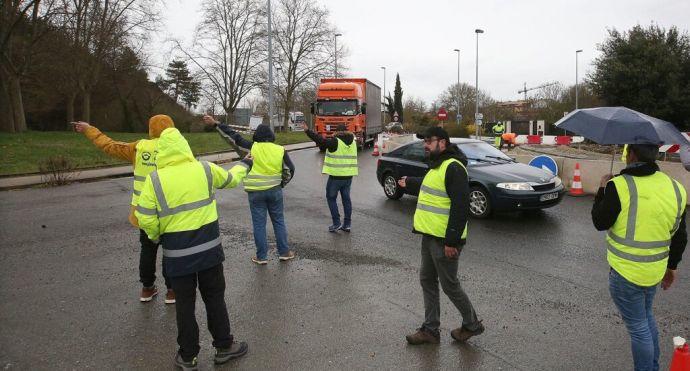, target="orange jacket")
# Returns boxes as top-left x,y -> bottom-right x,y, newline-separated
82,115 -> 175,227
